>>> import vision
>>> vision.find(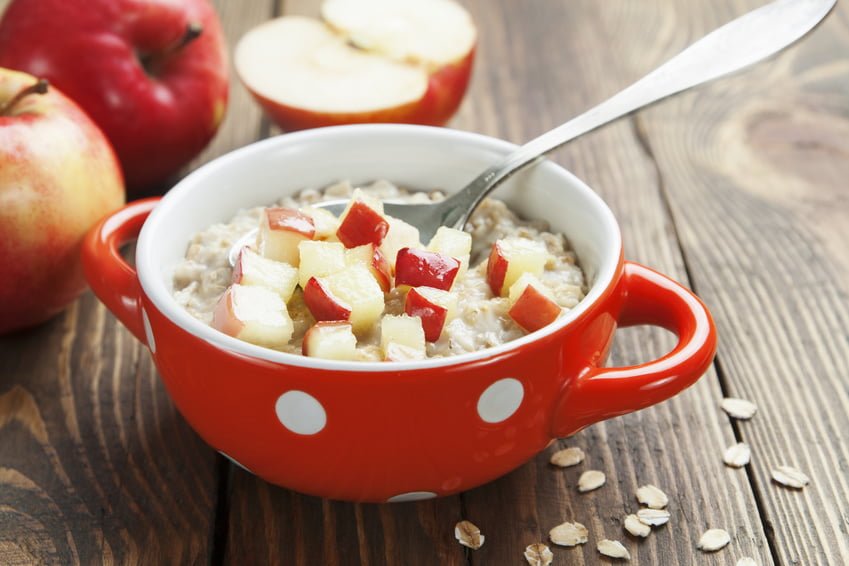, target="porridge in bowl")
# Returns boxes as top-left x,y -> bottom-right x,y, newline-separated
171,180 -> 586,361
